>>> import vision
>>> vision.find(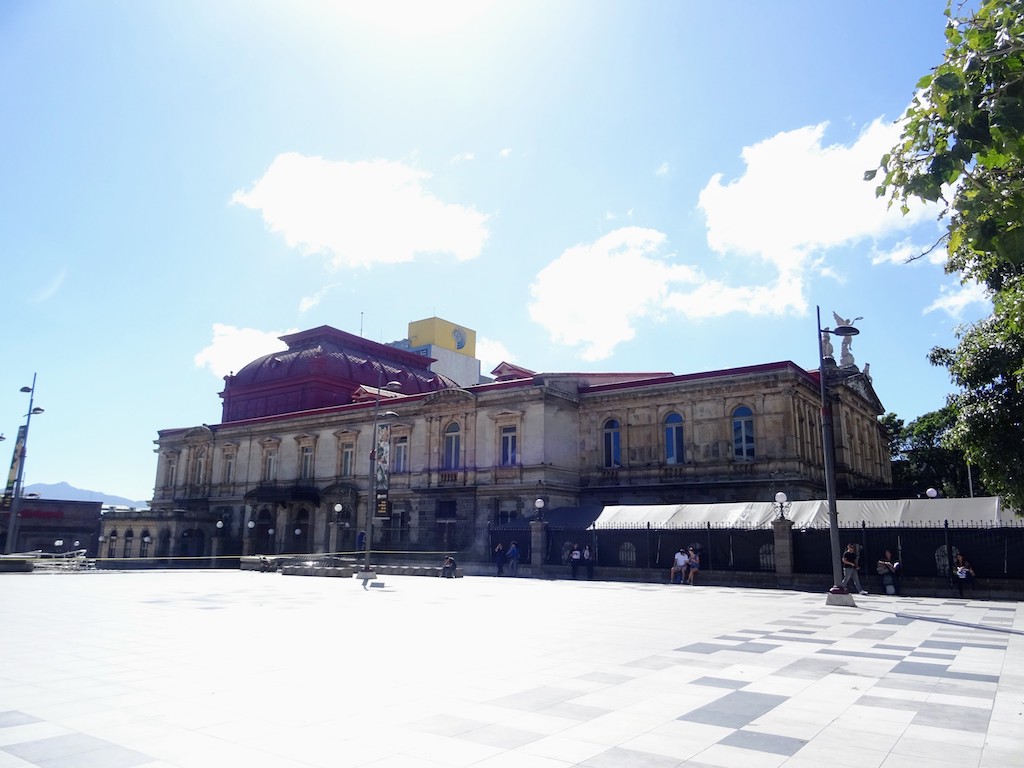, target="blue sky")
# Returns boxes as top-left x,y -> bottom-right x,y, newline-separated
1,1 -> 987,504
